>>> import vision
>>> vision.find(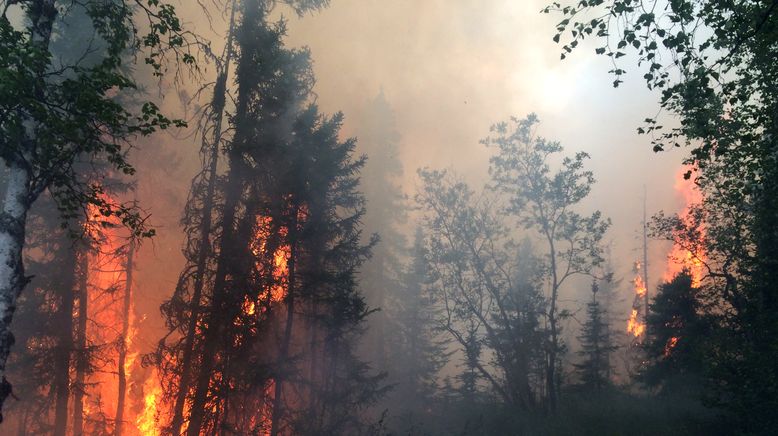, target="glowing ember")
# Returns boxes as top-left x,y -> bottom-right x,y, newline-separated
664,336 -> 679,357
